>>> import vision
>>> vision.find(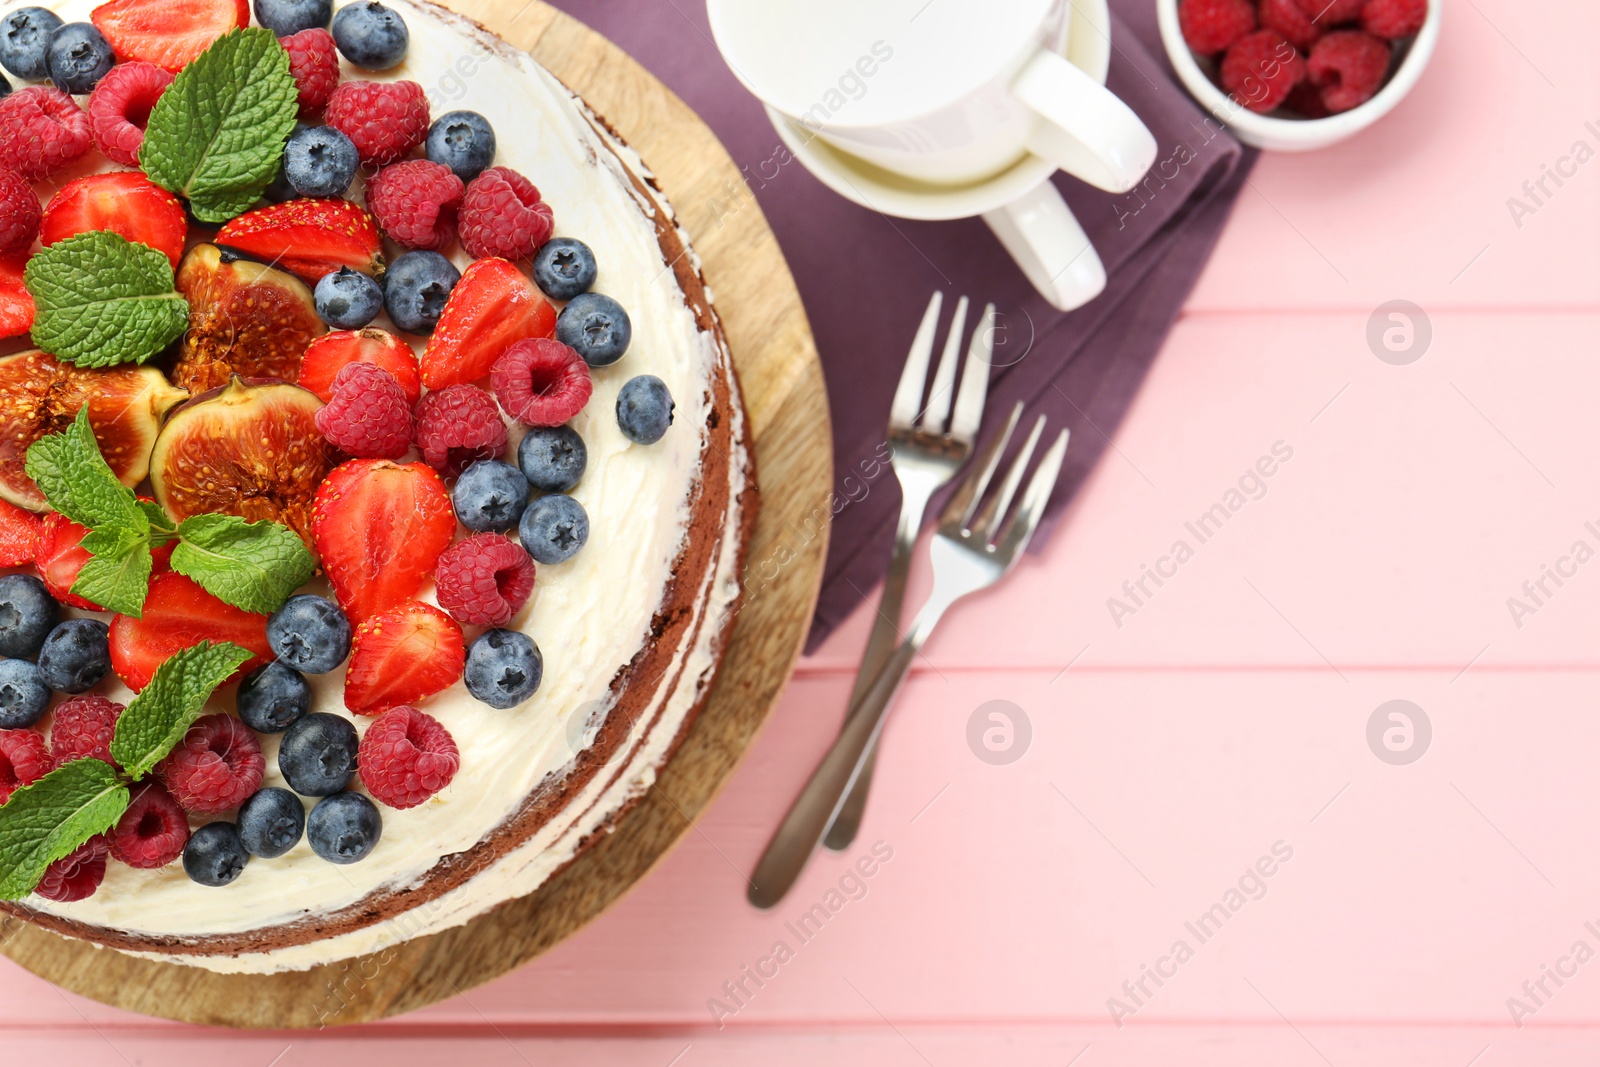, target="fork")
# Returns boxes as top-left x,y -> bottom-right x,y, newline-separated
749,405 -> 1069,907
821,292 -> 995,852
